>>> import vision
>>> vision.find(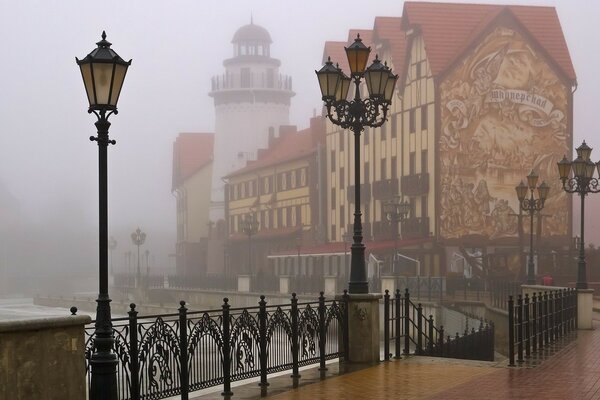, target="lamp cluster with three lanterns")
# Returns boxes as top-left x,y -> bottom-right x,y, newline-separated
557,141 -> 600,289
315,34 -> 398,294
515,171 -> 550,285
